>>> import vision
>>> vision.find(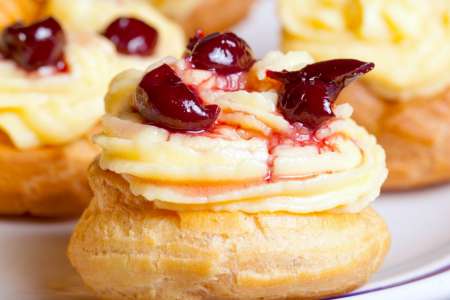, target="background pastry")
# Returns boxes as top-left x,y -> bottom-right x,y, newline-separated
0,0 -> 40,30
150,0 -> 255,35
279,0 -> 450,190
0,17 -> 118,216
0,0 -> 185,217
69,33 -> 389,299
42,0 -> 185,71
